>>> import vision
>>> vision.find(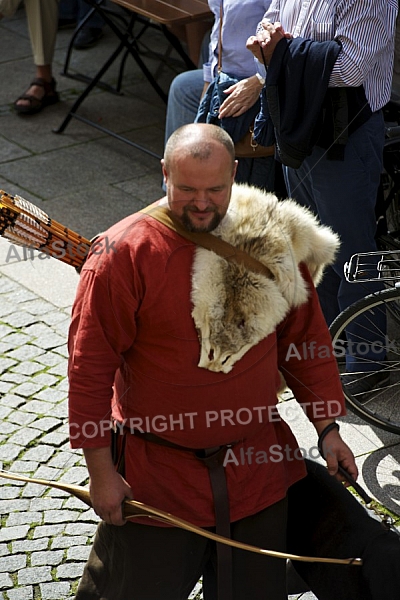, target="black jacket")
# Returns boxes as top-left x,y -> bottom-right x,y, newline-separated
265,36 -> 341,168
